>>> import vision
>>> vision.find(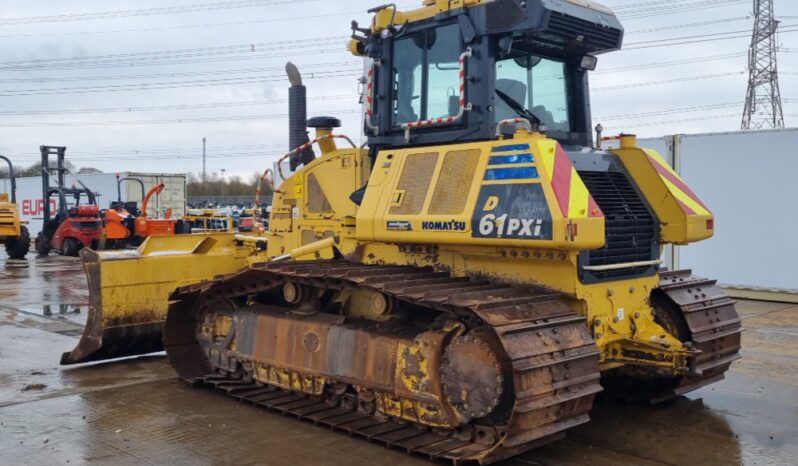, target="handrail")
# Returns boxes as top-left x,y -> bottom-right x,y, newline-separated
400,47 -> 473,143
582,259 -> 663,272
274,133 -> 357,180
255,168 -> 273,207
364,61 -> 381,134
